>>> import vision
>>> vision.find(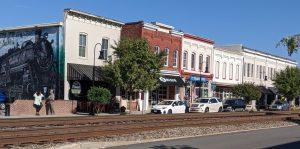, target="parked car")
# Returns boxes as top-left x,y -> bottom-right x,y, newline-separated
190,97 -> 223,113
269,101 -> 289,111
223,98 -> 246,112
151,100 -> 186,114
